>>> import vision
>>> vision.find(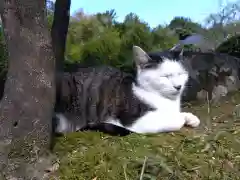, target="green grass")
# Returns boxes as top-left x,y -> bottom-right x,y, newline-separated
53,92 -> 240,180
